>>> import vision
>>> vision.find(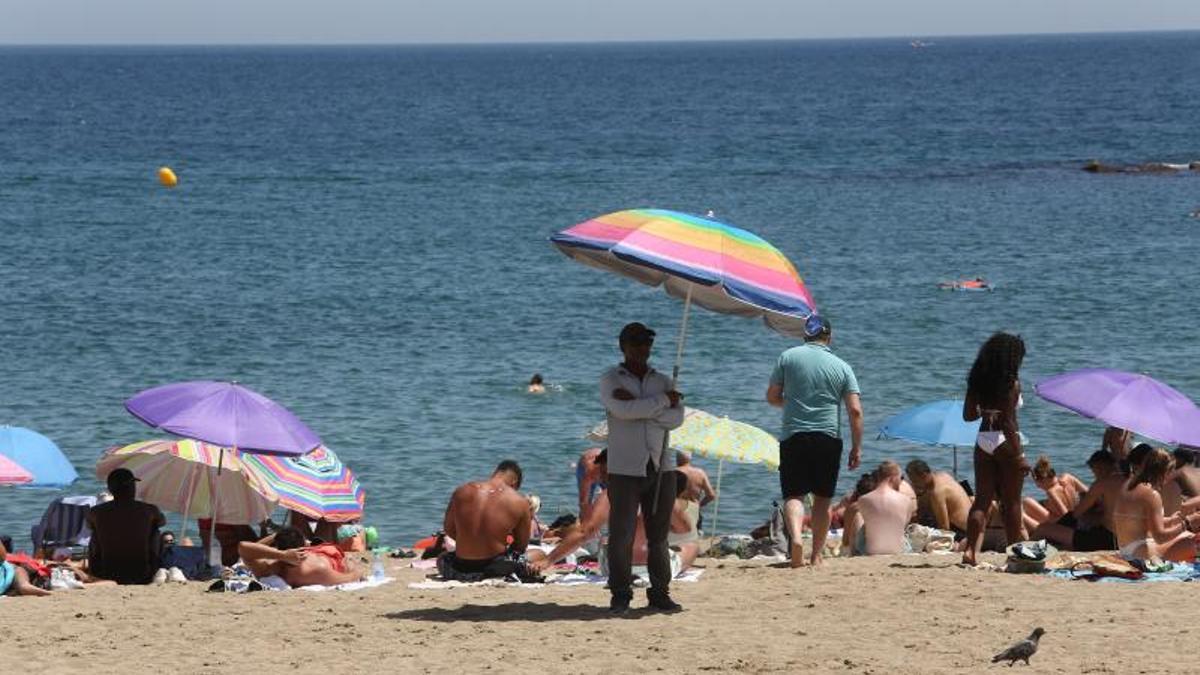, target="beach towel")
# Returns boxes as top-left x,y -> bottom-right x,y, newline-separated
407,567 -> 704,590
1045,558 -> 1200,583
253,574 -> 395,592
